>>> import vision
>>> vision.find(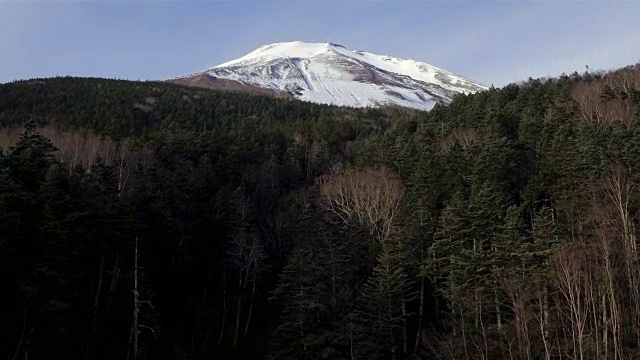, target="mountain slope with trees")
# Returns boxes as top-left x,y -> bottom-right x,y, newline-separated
1,64 -> 640,360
